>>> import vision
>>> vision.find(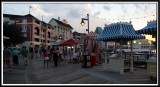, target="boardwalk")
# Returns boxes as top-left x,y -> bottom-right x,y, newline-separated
3,56 -> 157,85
